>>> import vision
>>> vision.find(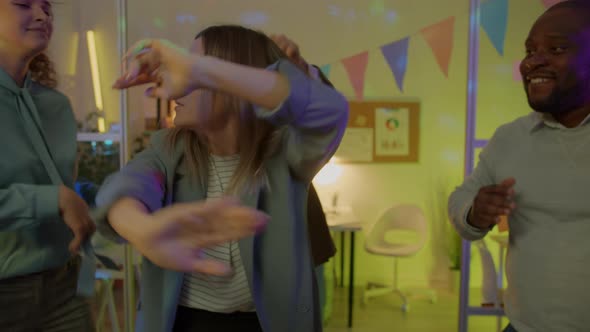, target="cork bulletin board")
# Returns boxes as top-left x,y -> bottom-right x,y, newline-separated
334,100 -> 420,163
